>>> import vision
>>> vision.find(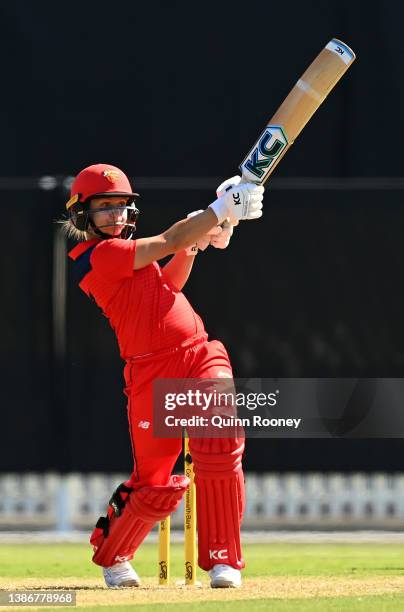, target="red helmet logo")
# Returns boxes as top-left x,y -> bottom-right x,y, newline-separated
66,163 -> 139,210
102,169 -> 121,183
